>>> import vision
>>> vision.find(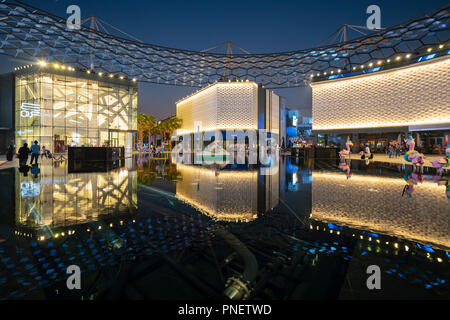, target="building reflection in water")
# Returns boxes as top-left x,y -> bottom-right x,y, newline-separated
175,164 -> 279,222
311,171 -> 450,250
15,160 -> 137,238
